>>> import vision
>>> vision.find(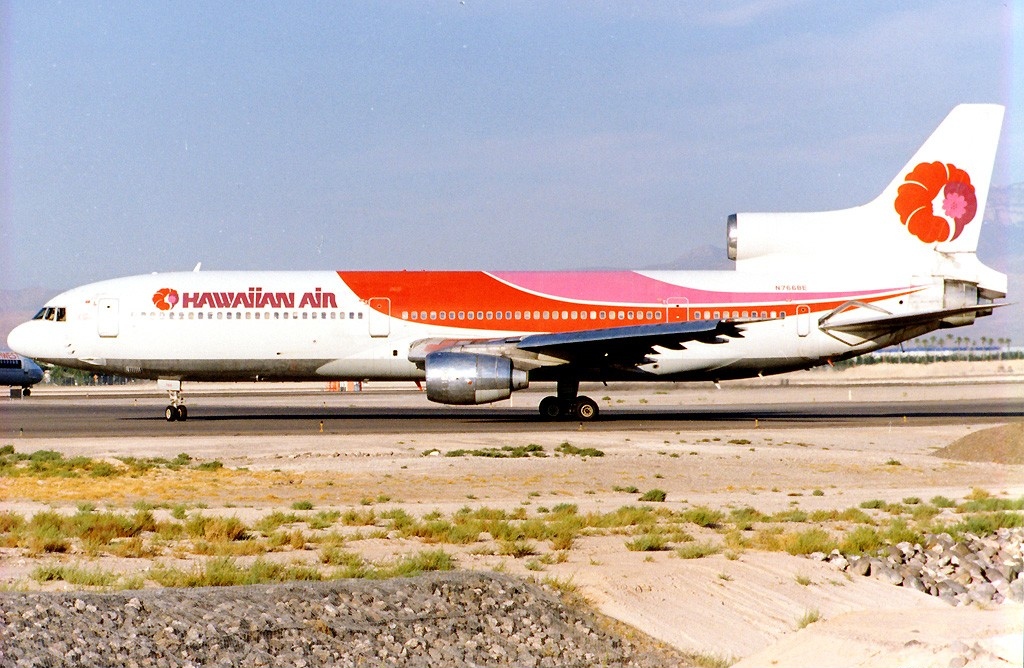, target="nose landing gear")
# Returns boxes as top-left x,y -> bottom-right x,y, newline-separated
160,379 -> 188,422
